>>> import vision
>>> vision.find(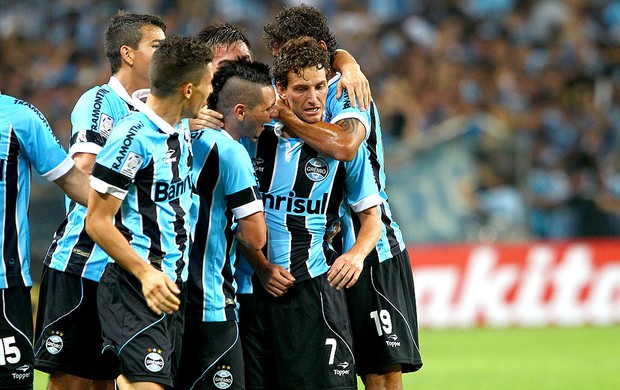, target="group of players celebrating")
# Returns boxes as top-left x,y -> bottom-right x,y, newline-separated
0,4 -> 422,390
